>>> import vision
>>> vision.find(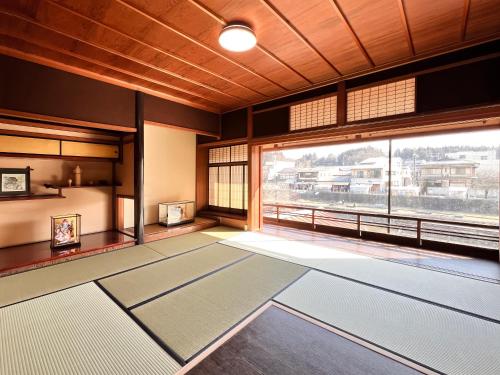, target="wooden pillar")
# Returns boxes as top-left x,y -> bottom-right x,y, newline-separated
196,146 -> 209,212
337,80 -> 347,126
247,107 -> 262,231
134,91 -> 145,244
111,161 -> 117,230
